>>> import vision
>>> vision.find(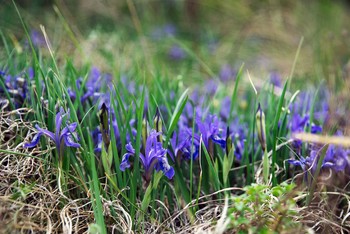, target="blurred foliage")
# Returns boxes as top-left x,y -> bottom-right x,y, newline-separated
1,0 -> 350,88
